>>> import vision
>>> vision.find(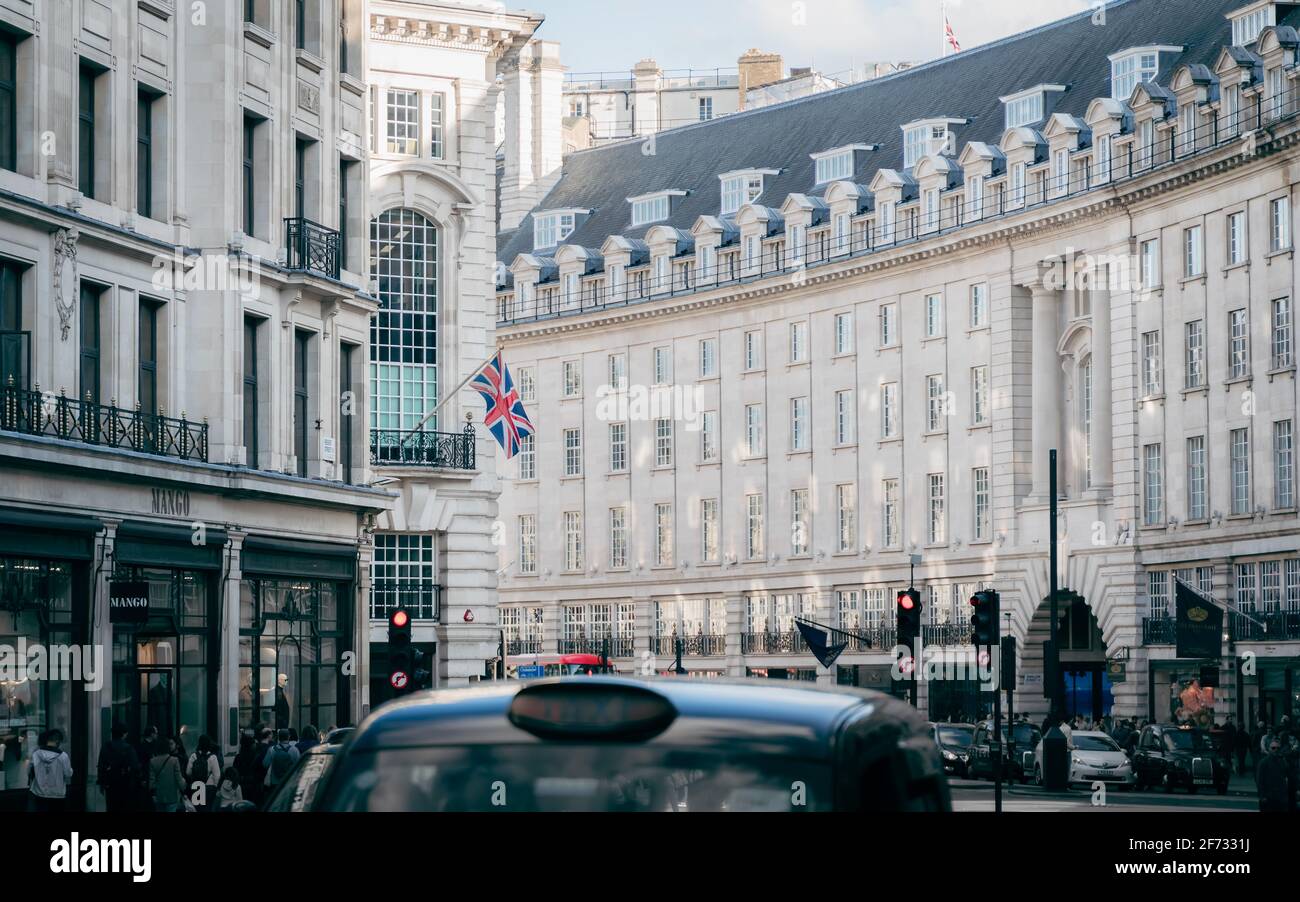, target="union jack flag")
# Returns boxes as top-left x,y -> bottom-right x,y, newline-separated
944,15 -> 961,53
471,352 -> 534,459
